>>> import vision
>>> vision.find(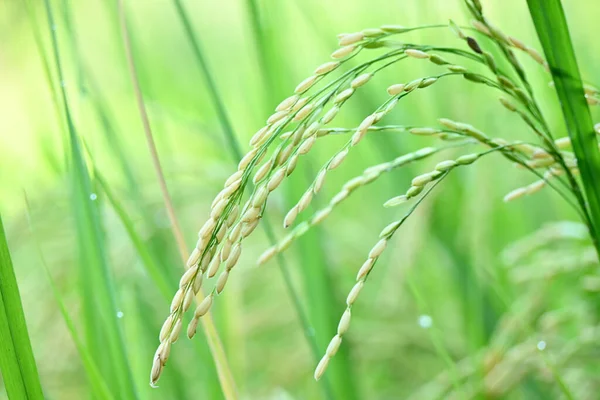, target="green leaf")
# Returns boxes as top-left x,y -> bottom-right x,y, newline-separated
42,0 -> 138,397
0,214 -> 45,399
527,0 -> 600,250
